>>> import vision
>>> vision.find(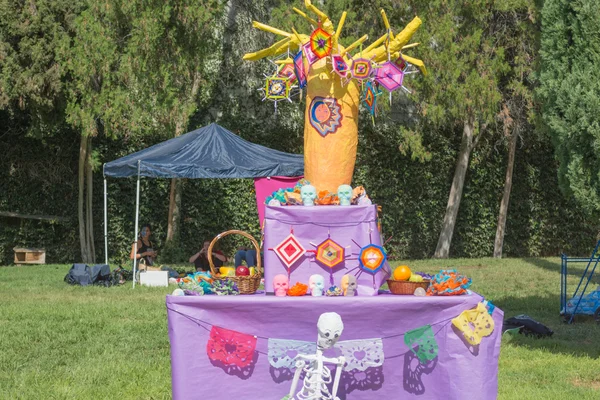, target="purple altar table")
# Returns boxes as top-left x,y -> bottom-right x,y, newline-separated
167,293 -> 502,399
264,205 -> 390,295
